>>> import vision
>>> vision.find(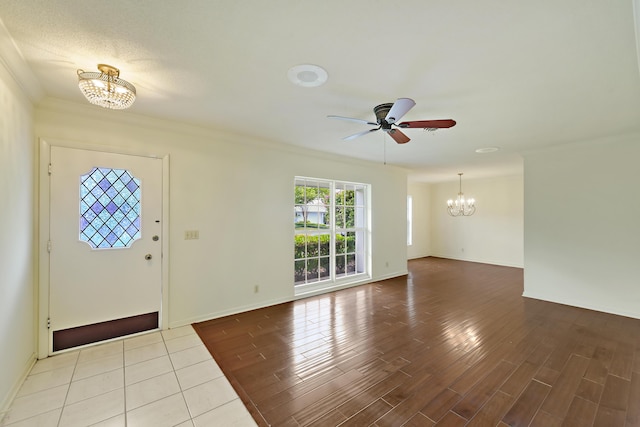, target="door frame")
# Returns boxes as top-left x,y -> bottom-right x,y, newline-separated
38,138 -> 170,358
